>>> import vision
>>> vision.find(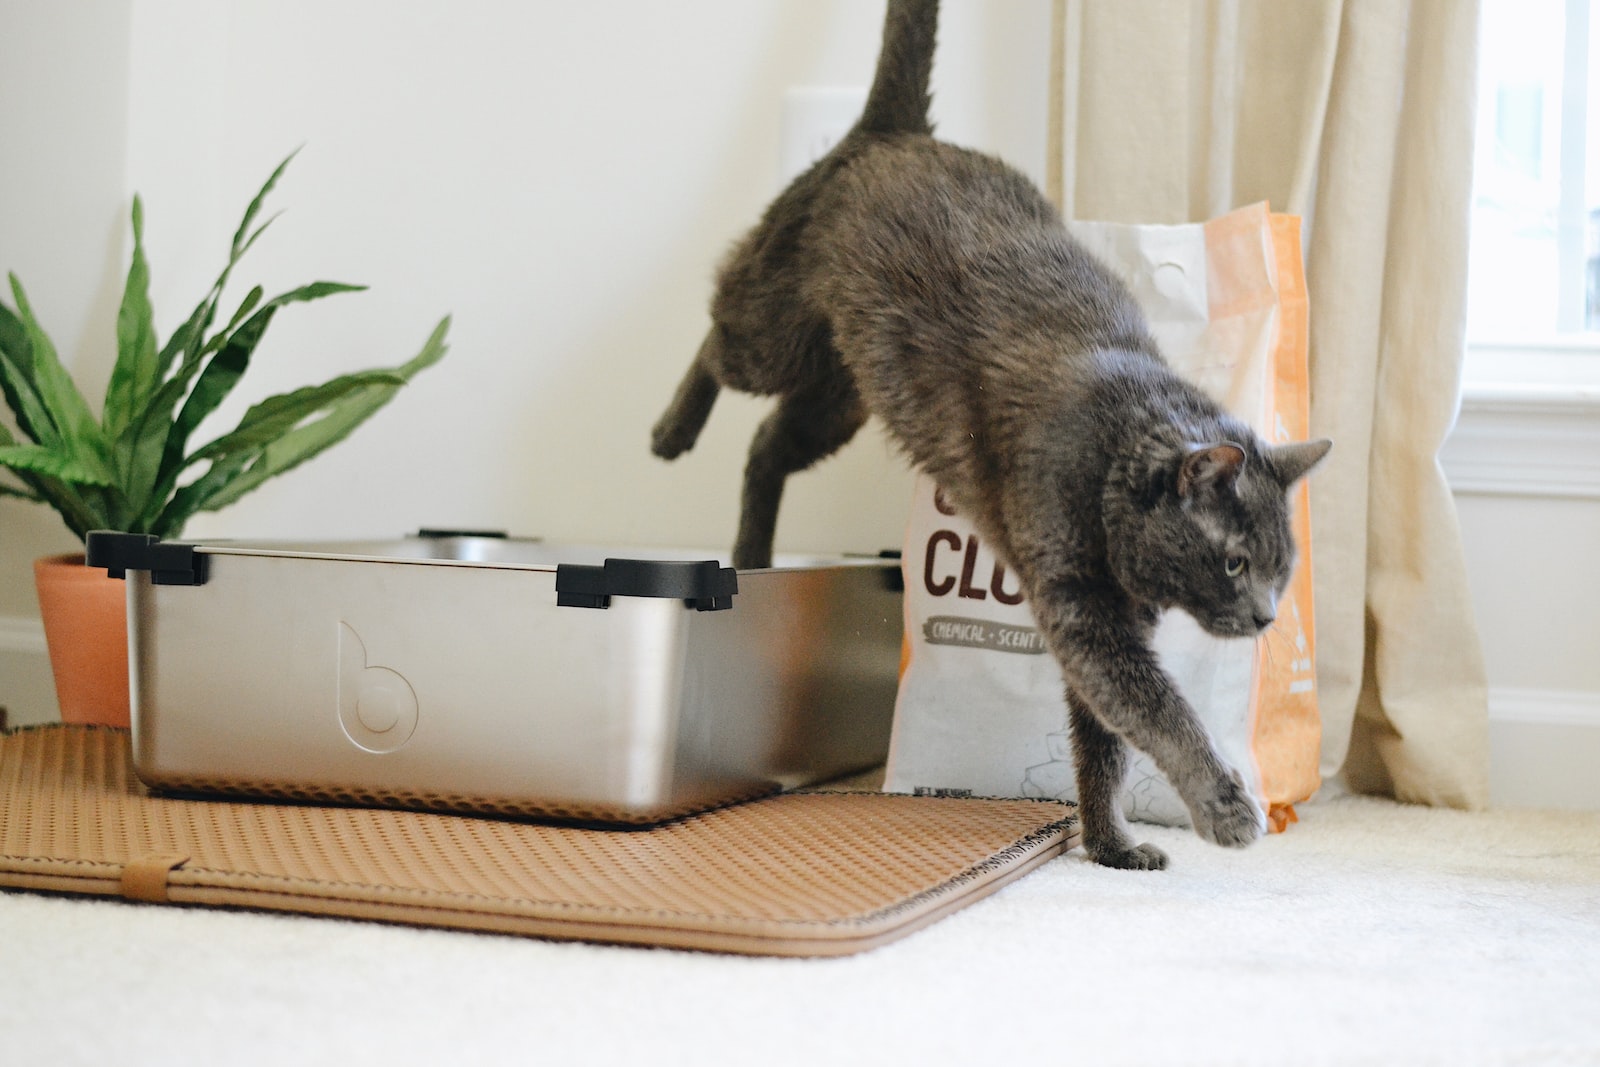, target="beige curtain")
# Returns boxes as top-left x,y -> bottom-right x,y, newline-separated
1047,0 -> 1489,808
